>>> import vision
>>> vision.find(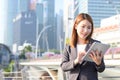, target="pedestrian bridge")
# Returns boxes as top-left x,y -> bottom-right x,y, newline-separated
19,58 -> 120,80
19,59 -> 66,80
